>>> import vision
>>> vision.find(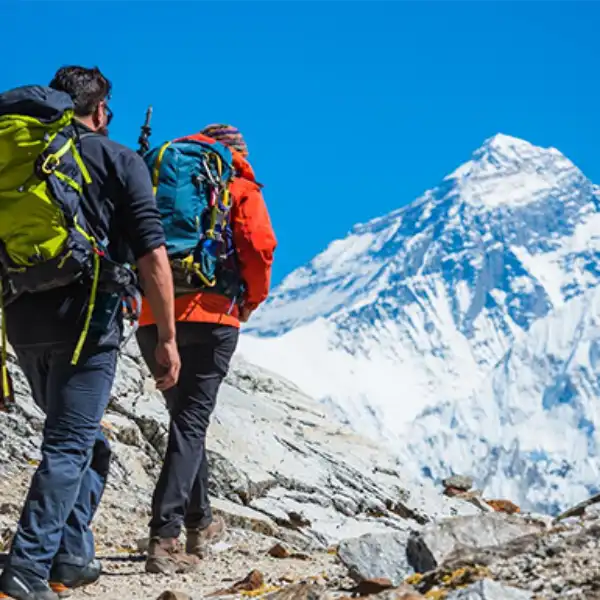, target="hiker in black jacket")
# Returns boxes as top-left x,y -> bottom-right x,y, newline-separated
0,66 -> 180,600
